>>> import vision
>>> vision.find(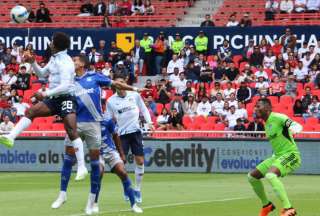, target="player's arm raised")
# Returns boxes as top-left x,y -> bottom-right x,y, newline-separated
24,52 -> 50,77
111,80 -> 144,93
